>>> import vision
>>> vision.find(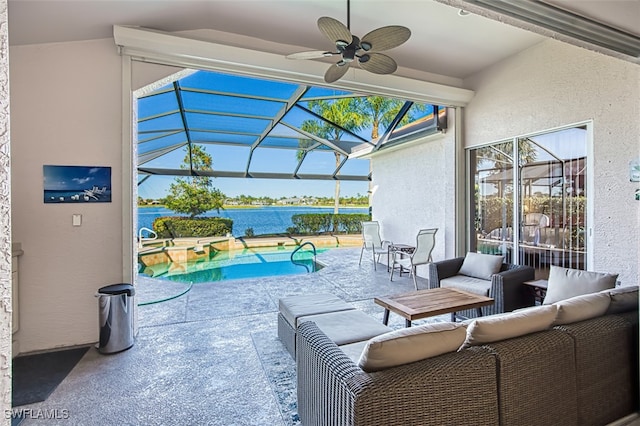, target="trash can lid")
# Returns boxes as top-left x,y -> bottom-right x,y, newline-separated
98,283 -> 135,296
